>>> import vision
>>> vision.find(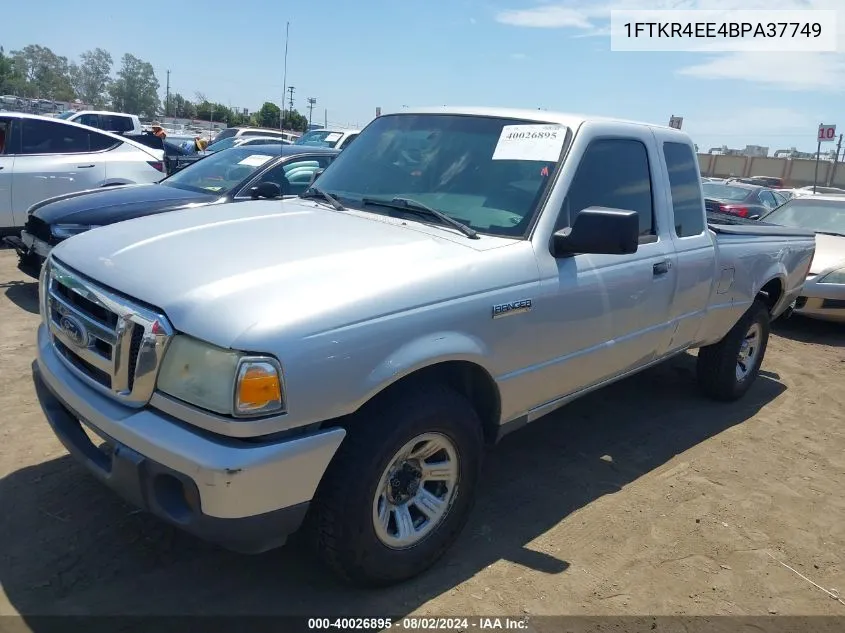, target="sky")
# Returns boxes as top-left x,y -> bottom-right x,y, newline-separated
5,0 -> 843,153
